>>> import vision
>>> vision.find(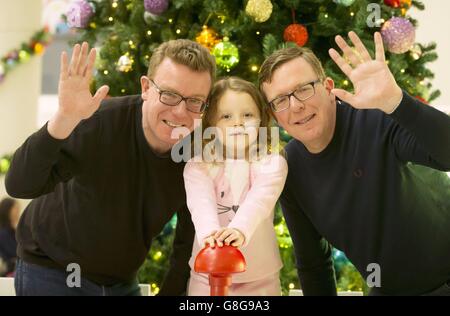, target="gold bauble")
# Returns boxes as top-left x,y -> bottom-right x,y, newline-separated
245,0 -> 273,23
195,25 -> 219,51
